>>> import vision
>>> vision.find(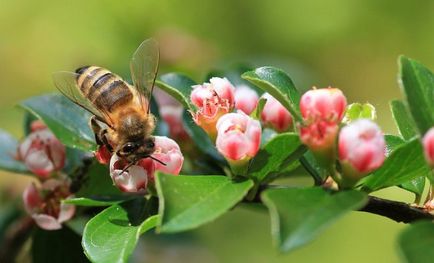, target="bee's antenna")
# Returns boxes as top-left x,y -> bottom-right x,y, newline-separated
149,156 -> 167,166
121,162 -> 135,174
